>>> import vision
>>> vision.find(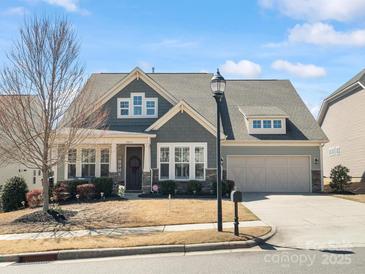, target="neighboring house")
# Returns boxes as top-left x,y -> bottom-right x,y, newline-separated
0,164 -> 43,191
54,67 -> 328,193
318,68 -> 365,182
